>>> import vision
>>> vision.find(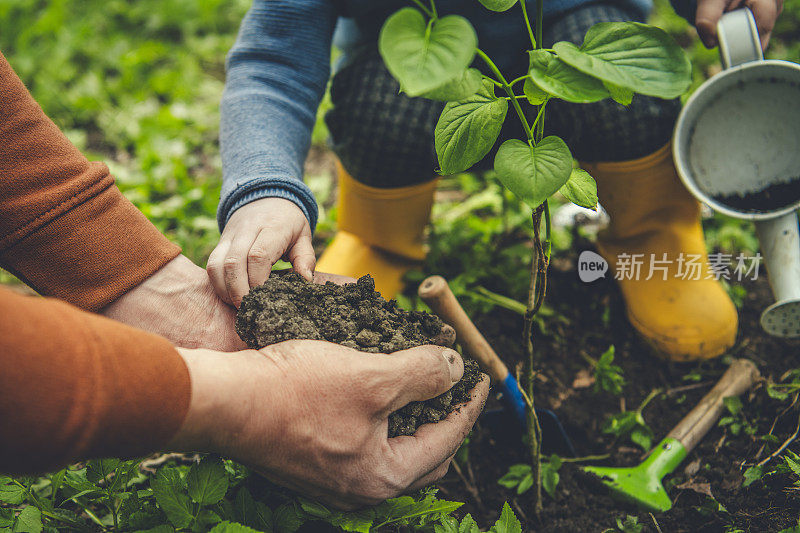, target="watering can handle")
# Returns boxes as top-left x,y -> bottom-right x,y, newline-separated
717,8 -> 763,69
666,359 -> 760,452
418,275 -> 509,384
